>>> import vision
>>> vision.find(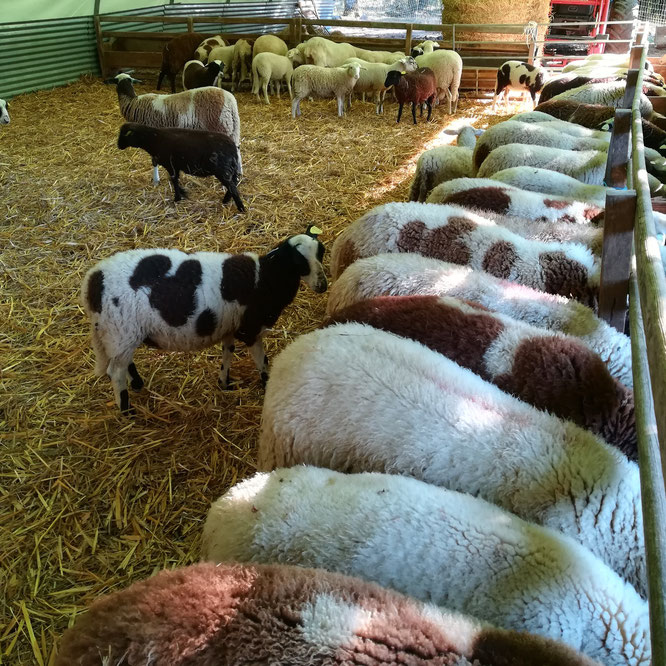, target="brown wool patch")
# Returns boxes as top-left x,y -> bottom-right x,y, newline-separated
558,214 -> 577,224
583,206 -> 604,221
543,199 -> 569,209
334,239 -> 362,277
396,220 -> 428,253
481,240 -> 517,279
442,187 -> 511,215
473,143 -> 491,171
421,217 -> 474,264
539,251 -> 590,301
